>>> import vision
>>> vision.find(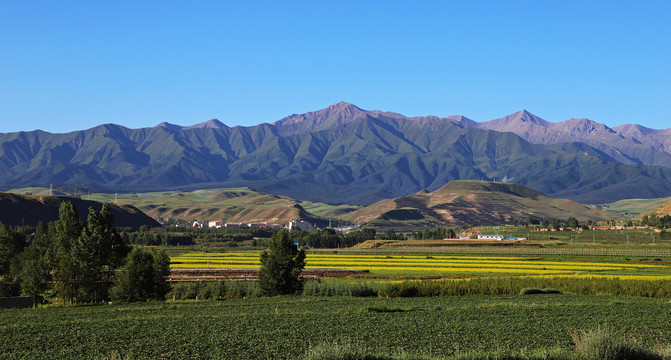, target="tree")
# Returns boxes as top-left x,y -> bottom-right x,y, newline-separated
566,217 -> 579,229
111,248 -> 171,302
51,202 -> 130,303
258,230 -> 306,296
52,201 -> 84,304
73,205 -> 130,302
97,203 -> 129,268
19,246 -> 50,305
0,222 -> 26,275
641,215 -> 649,226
